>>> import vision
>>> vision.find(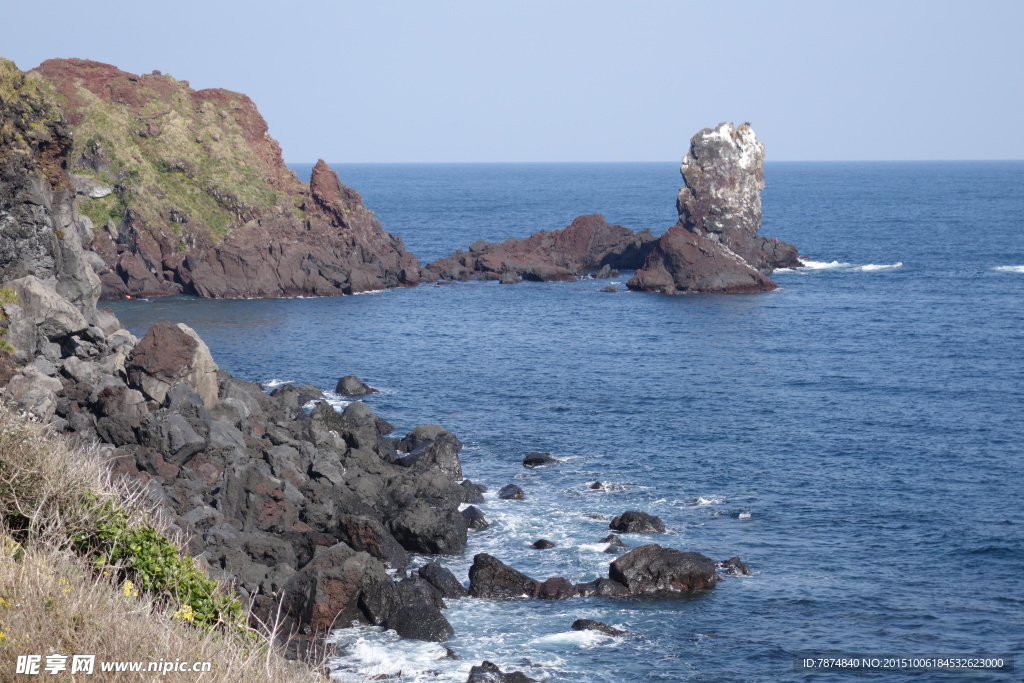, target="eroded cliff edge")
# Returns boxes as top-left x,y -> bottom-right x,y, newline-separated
29,58 -> 419,299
